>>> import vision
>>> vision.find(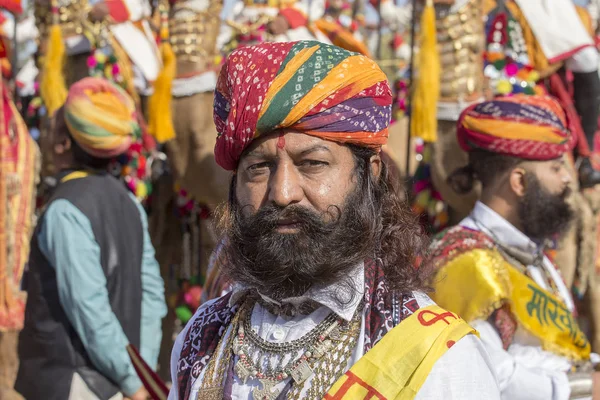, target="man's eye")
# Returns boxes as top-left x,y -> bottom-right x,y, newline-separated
300,160 -> 329,168
552,163 -> 563,172
247,162 -> 271,171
